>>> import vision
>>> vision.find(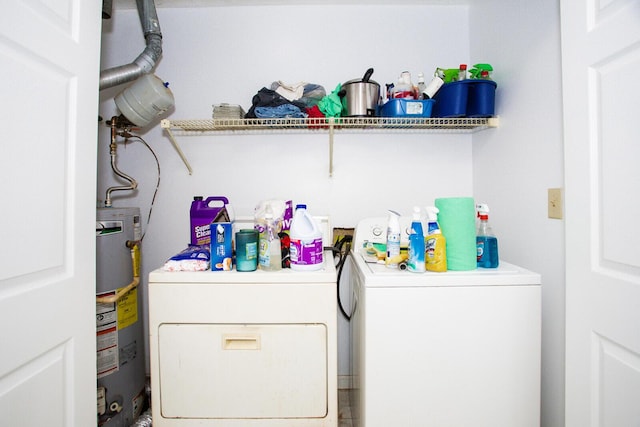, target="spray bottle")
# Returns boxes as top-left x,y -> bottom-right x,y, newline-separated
436,68 -> 461,84
258,205 -> 282,271
425,207 -> 447,272
407,207 -> 425,273
385,210 -> 401,269
469,63 -> 494,79
476,203 -> 499,268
